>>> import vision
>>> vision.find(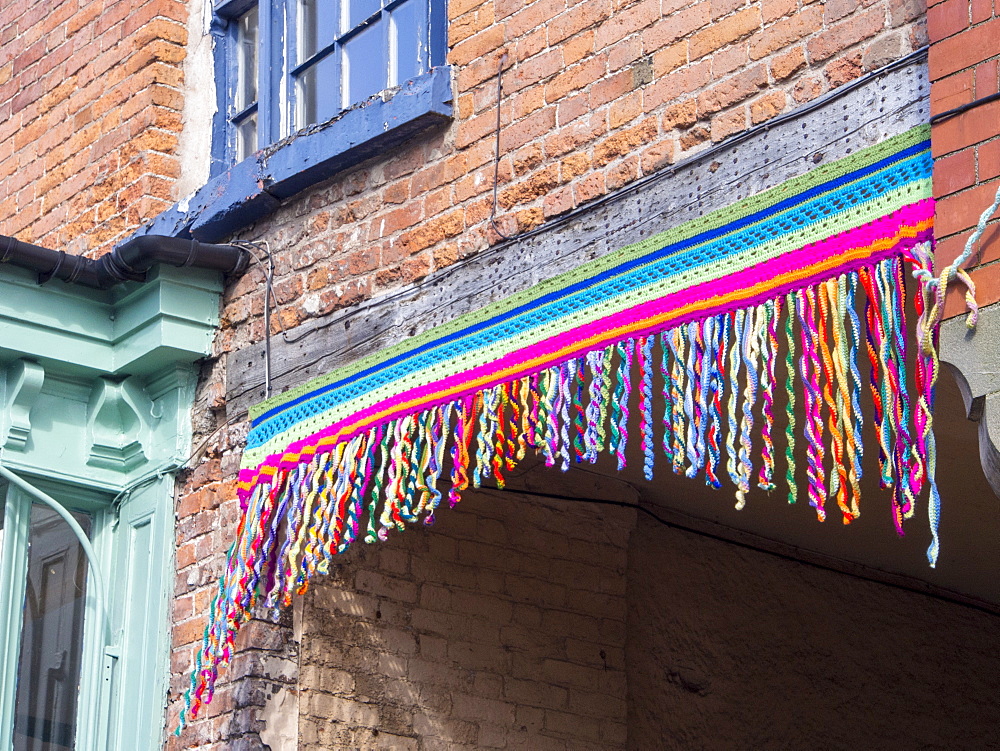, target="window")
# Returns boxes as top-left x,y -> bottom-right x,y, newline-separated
213,0 -> 446,171
0,485 -> 99,751
145,0 -> 450,239
0,471 -> 178,751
